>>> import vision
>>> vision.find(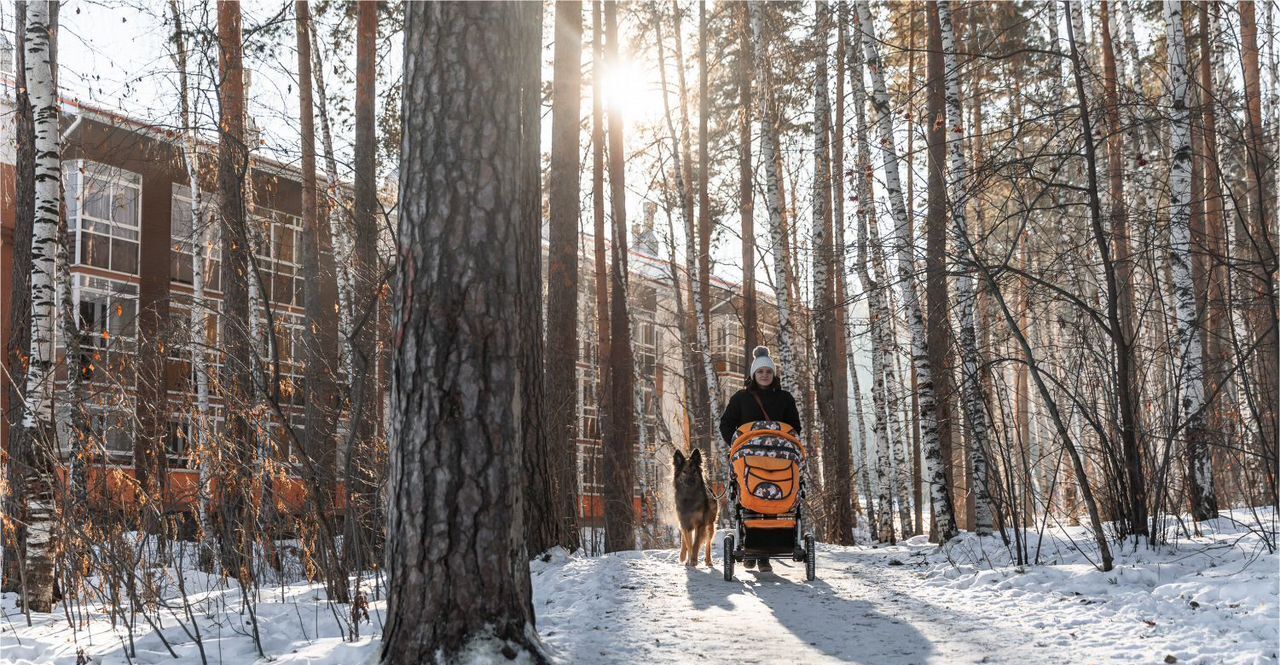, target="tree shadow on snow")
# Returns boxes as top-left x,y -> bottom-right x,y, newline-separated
747,563 -> 936,664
